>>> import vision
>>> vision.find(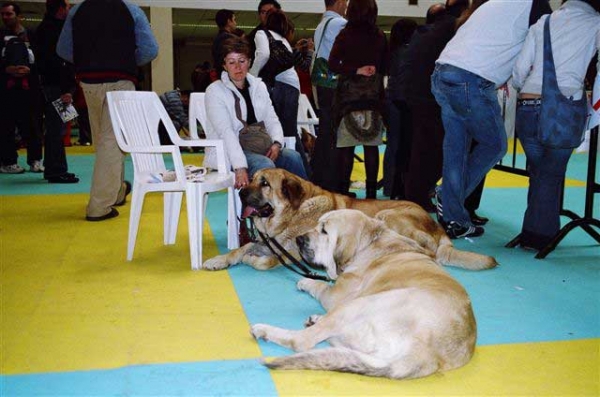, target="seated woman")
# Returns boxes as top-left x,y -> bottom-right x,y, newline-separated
204,36 -> 307,189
